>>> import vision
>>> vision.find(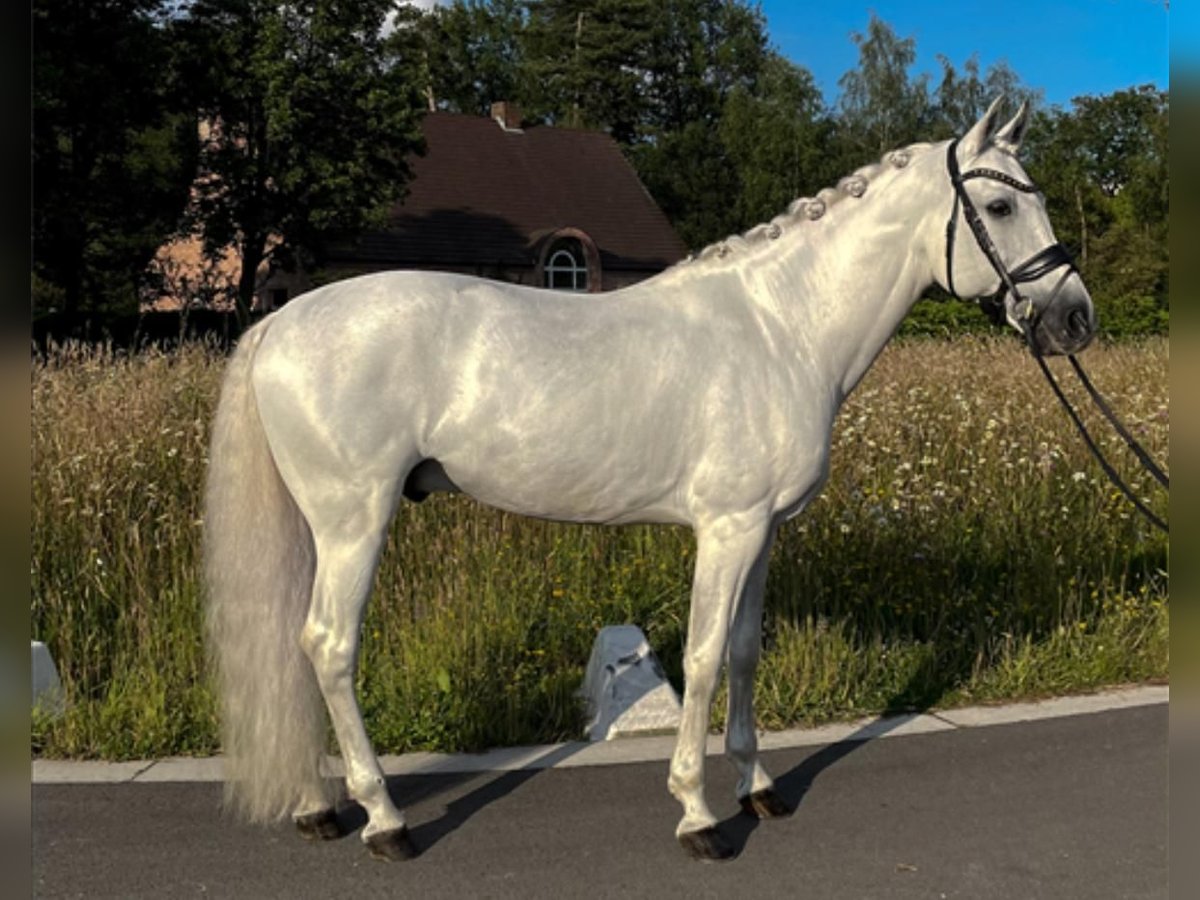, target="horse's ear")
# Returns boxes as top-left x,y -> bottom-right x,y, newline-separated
959,96 -> 1006,159
993,100 -> 1030,155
